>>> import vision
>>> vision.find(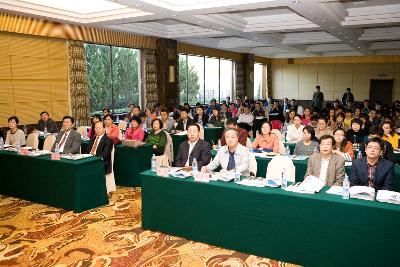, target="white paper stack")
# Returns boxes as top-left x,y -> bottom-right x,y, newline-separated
349,186 -> 376,201
60,154 -> 93,160
237,178 -> 266,187
326,185 -> 344,195
376,190 -> 400,205
286,175 -> 325,194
